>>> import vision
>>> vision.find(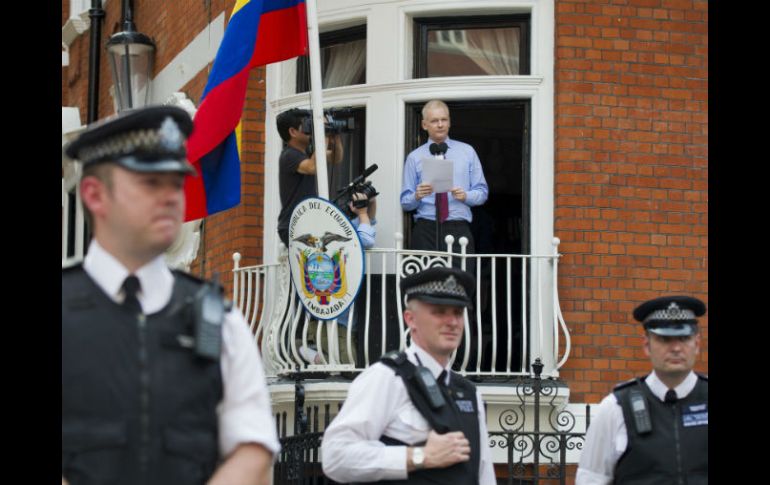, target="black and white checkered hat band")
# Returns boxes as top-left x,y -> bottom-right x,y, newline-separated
76,117 -> 185,163
405,275 -> 468,300
644,303 -> 695,323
